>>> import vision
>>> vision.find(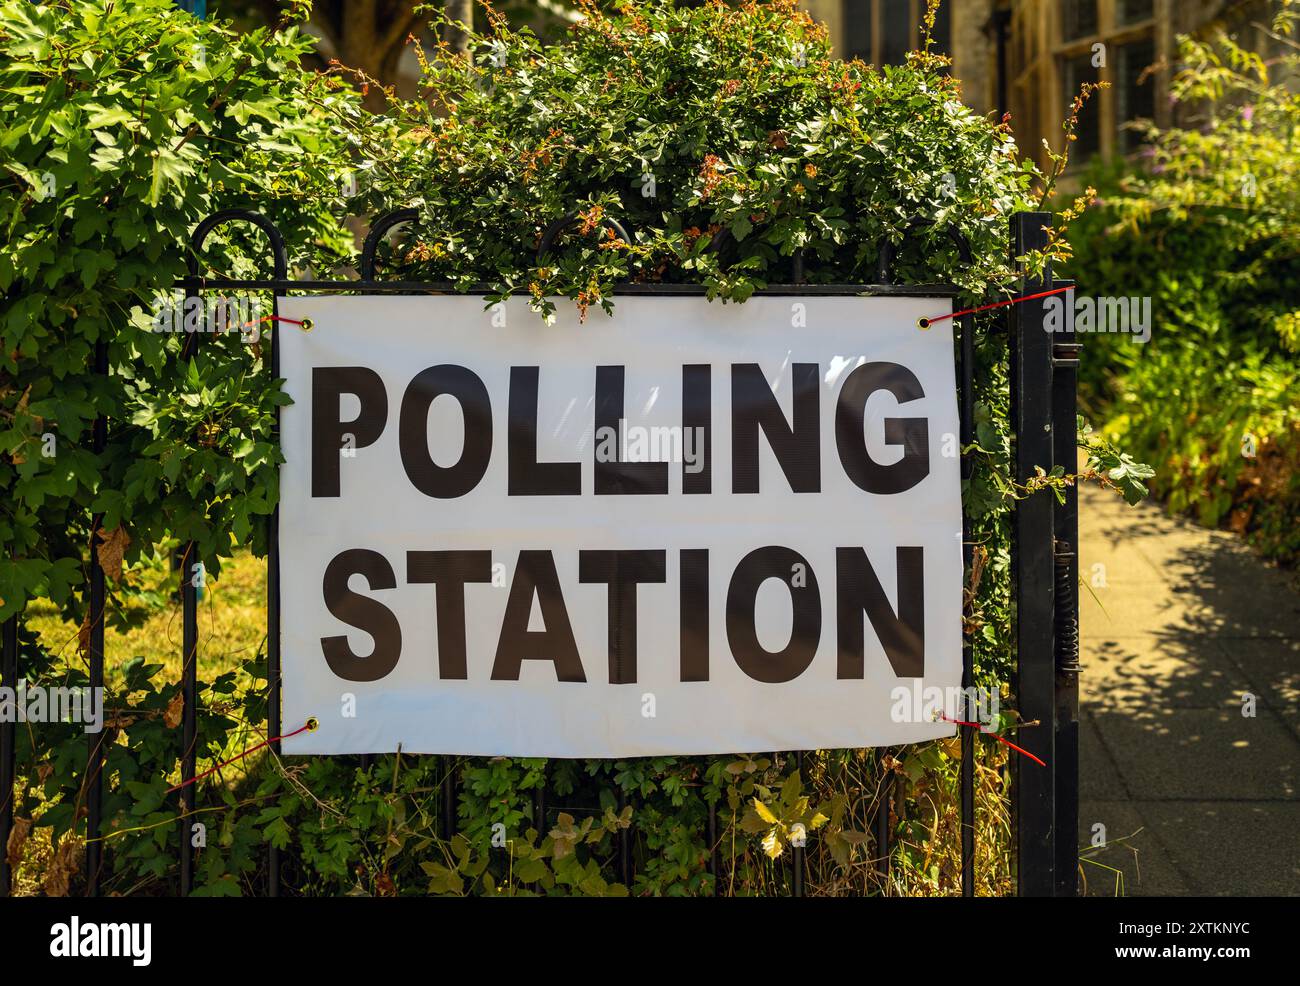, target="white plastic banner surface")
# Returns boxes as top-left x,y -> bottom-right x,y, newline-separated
278,294 -> 962,756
